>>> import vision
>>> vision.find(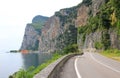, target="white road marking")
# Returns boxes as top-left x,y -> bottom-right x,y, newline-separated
74,57 -> 82,78
90,52 -> 120,73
